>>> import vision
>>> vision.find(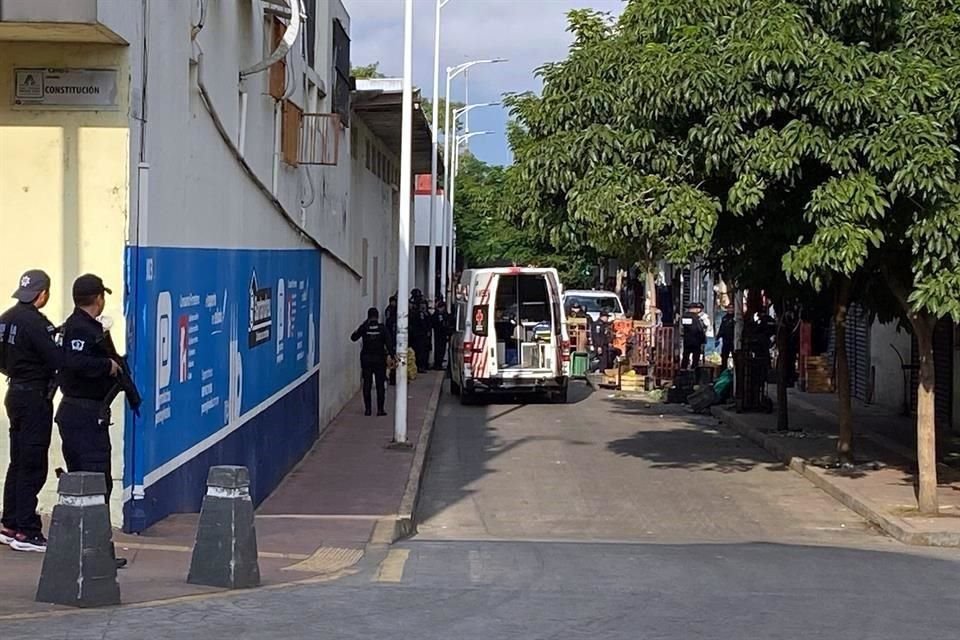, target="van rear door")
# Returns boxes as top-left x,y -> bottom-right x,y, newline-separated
468,270 -> 498,380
